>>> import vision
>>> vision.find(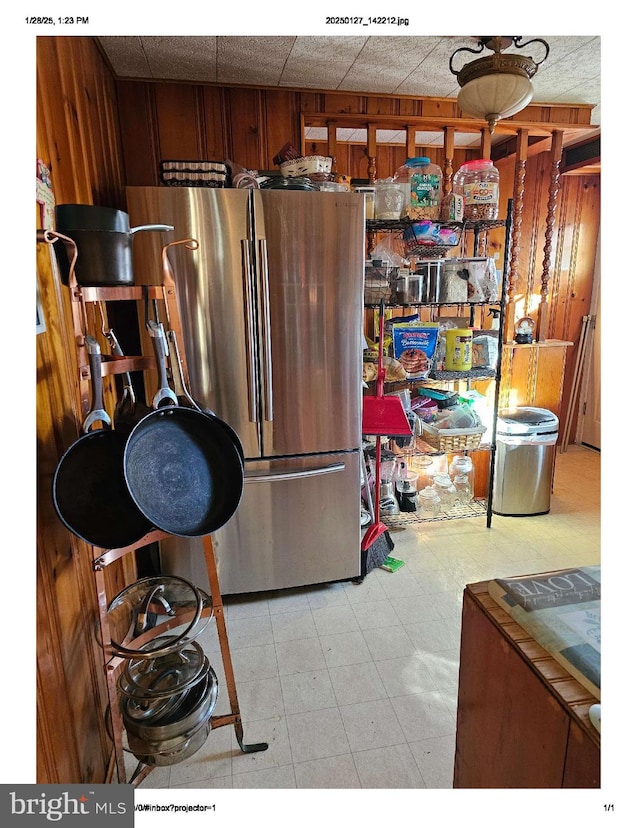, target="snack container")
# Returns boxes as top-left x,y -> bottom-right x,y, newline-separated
394,157 -> 443,220
453,160 -> 500,220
